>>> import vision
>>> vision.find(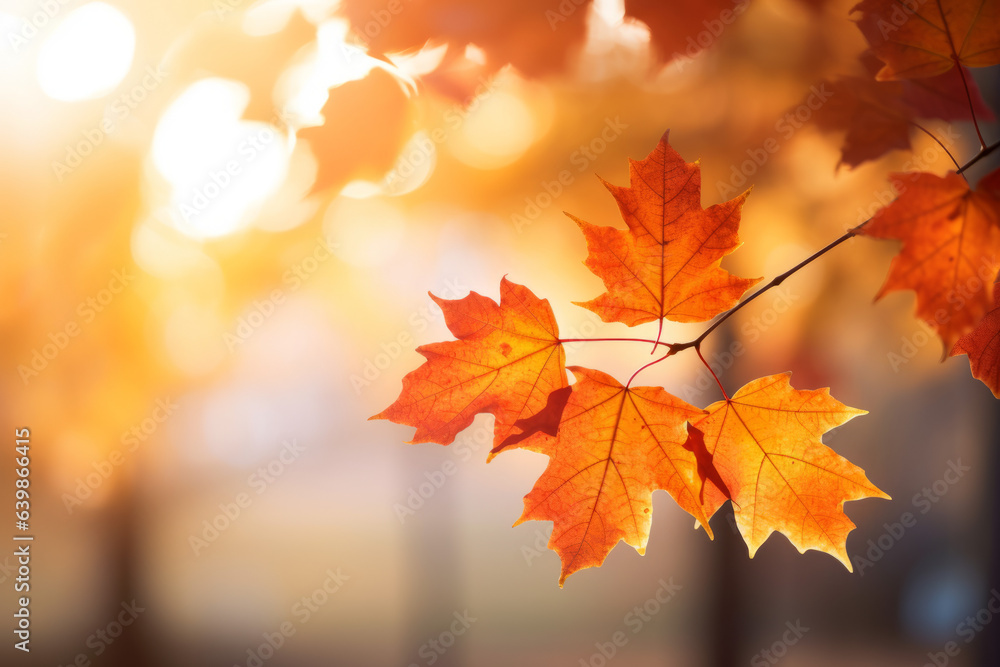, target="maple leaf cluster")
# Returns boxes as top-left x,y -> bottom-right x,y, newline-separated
373,0 -> 1000,585
815,0 -> 998,168
842,0 -> 1000,398
374,135 -> 890,585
